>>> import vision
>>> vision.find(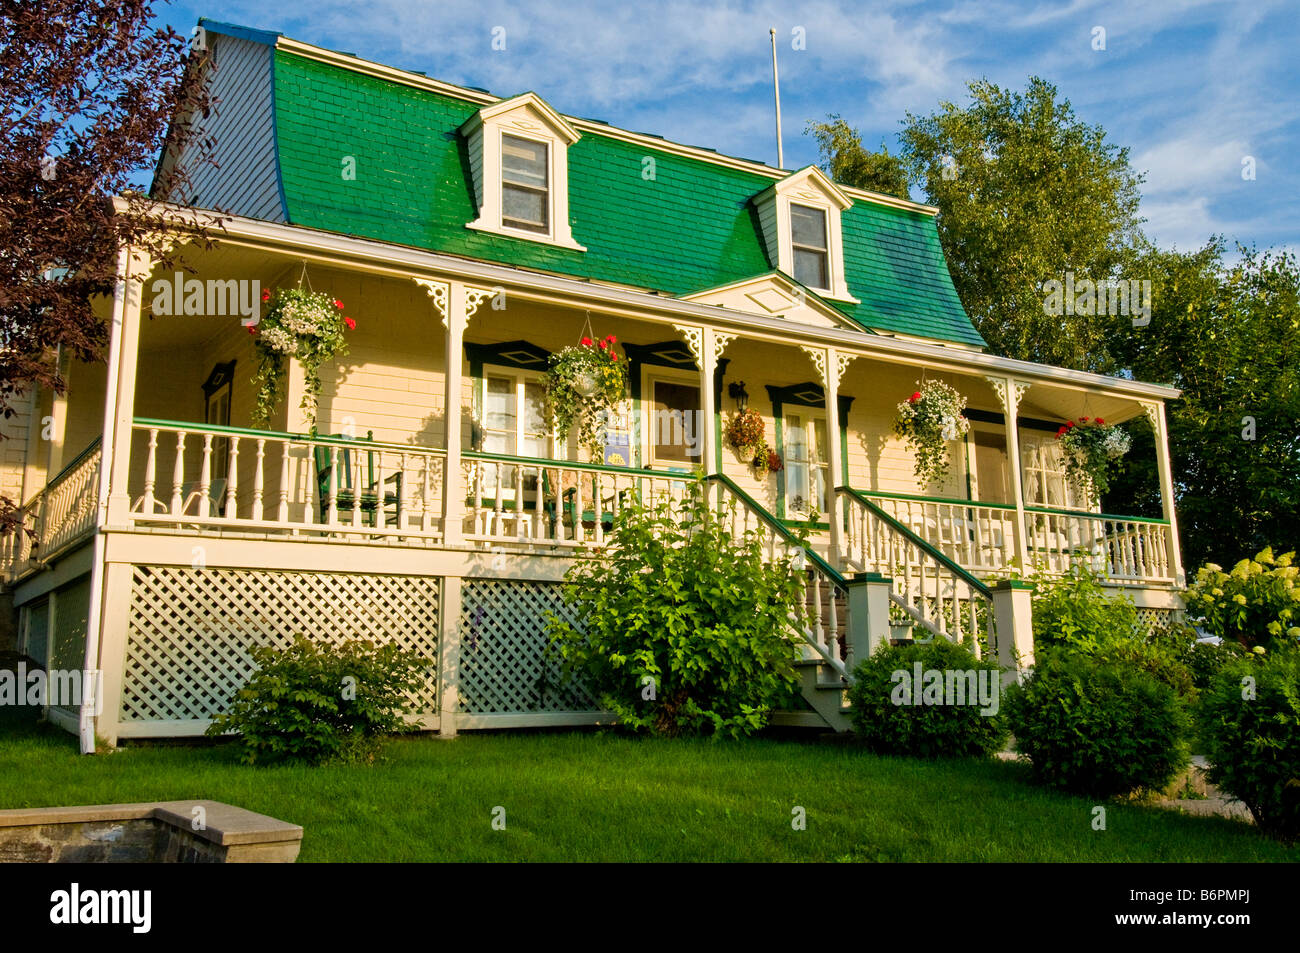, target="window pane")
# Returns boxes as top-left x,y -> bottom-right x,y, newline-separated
523,381 -> 546,437
651,380 -> 700,464
502,135 -> 547,188
790,204 -> 827,250
786,415 -> 807,464
811,419 -> 827,466
794,248 -> 828,289
485,377 -> 517,433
